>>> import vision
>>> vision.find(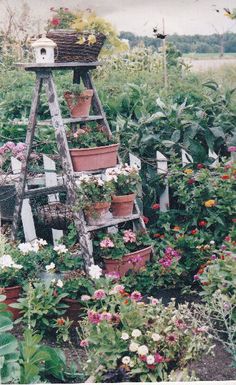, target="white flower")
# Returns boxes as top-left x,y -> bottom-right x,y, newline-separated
53,244 -> 68,254
56,279 -> 63,288
129,342 -> 139,352
210,240 -> 215,245
121,356 -> 130,365
37,239 -> 47,246
18,242 -> 33,254
96,177 -> 104,186
81,295 -> 91,301
151,333 -> 161,342
51,278 -> 56,284
31,241 -> 39,253
0,255 -> 23,269
88,264 -> 102,280
131,329 -> 142,338
137,345 -> 149,356
129,360 -> 135,368
45,262 -> 55,271
146,355 -> 155,365
121,332 -> 129,340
